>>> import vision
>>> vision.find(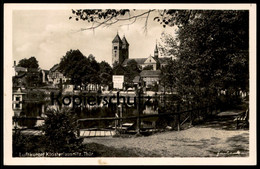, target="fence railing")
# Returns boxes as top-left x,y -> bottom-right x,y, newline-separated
76,104 -> 218,137
12,104 -> 219,137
